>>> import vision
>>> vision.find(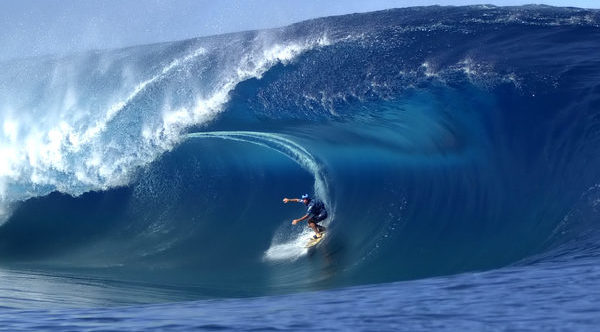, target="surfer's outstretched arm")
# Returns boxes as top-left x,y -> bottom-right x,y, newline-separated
292,214 -> 309,225
282,198 -> 302,203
